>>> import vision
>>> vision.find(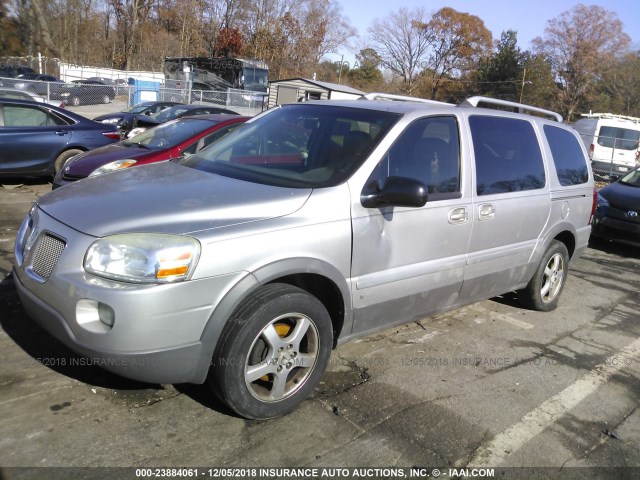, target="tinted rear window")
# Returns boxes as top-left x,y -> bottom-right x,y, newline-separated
544,125 -> 589,186
597,126 -> 640,150
470,115 -> 545,195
